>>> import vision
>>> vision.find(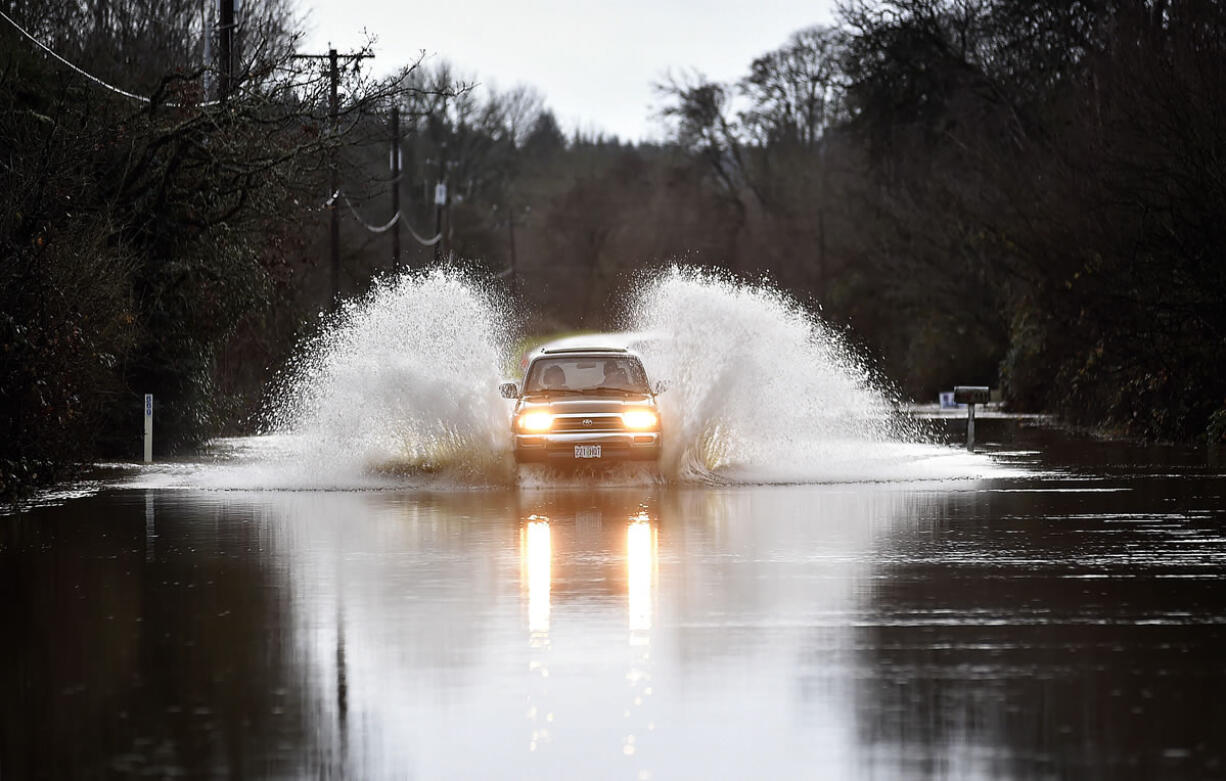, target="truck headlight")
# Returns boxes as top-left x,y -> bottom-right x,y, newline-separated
621,410 -> 659,430
518,411 -> 553,432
